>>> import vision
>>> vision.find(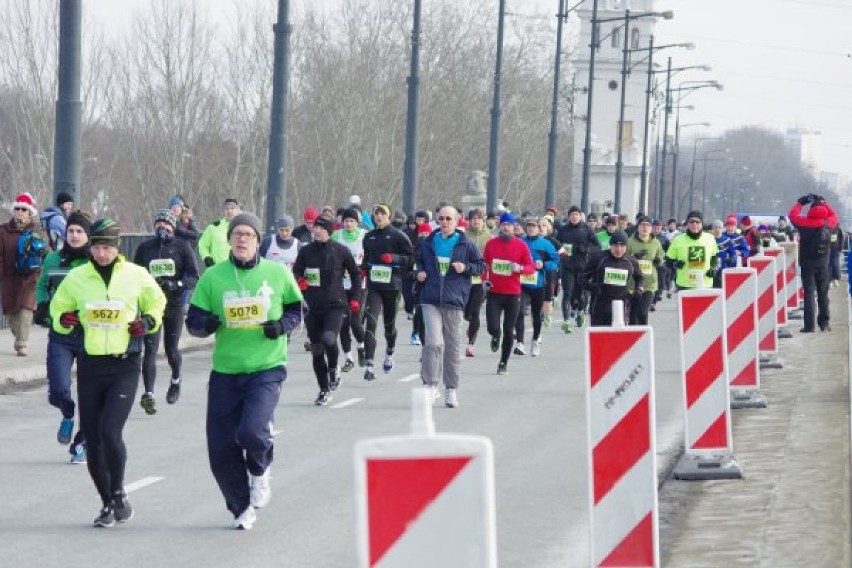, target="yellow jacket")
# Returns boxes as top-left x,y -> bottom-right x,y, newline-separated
198,218 -> 231,264
50,257 -> 166,356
